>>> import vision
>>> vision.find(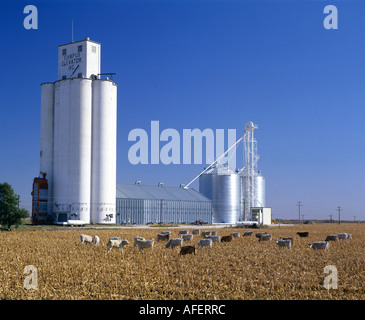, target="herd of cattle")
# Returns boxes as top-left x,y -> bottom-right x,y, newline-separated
79,229 -> 352,256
